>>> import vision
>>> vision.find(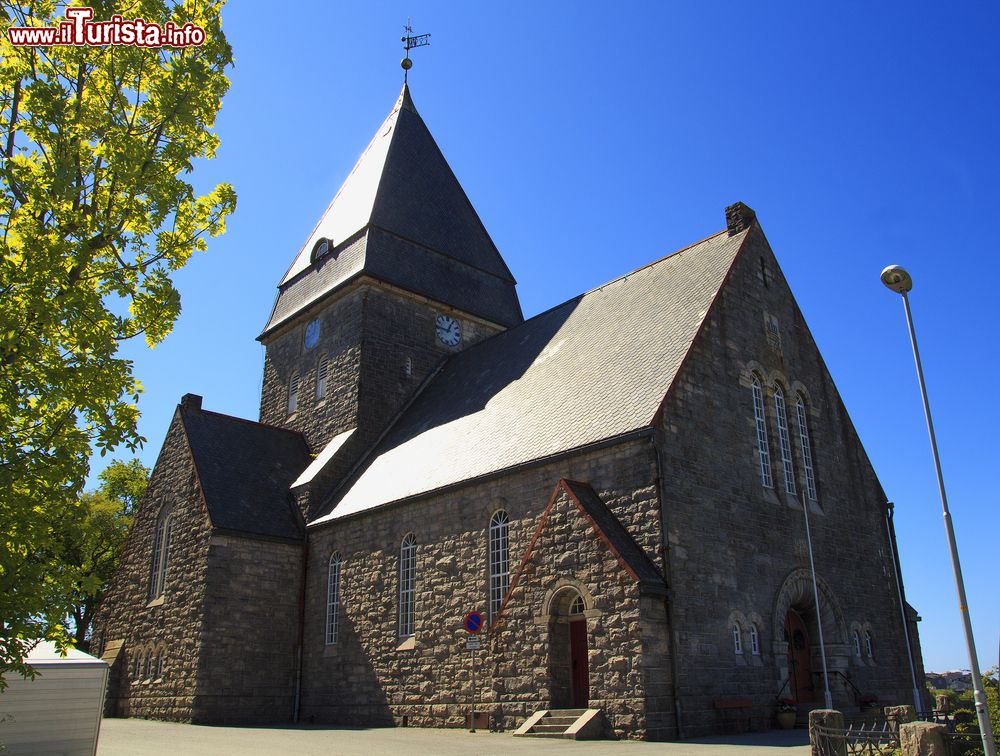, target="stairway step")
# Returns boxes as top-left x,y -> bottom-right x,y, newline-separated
550,709 -> 588,716
531,724 -> 570,733
541,716 -> 579,726
525,732 -> 571,738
